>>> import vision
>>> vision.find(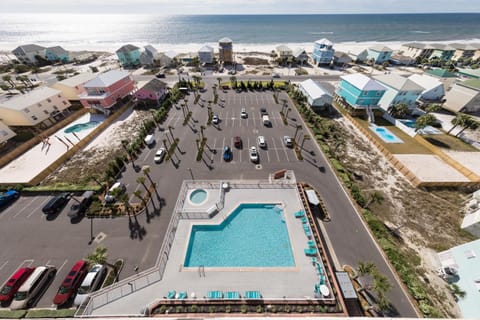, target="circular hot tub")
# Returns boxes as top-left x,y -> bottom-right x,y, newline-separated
189,189 -> 208,205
